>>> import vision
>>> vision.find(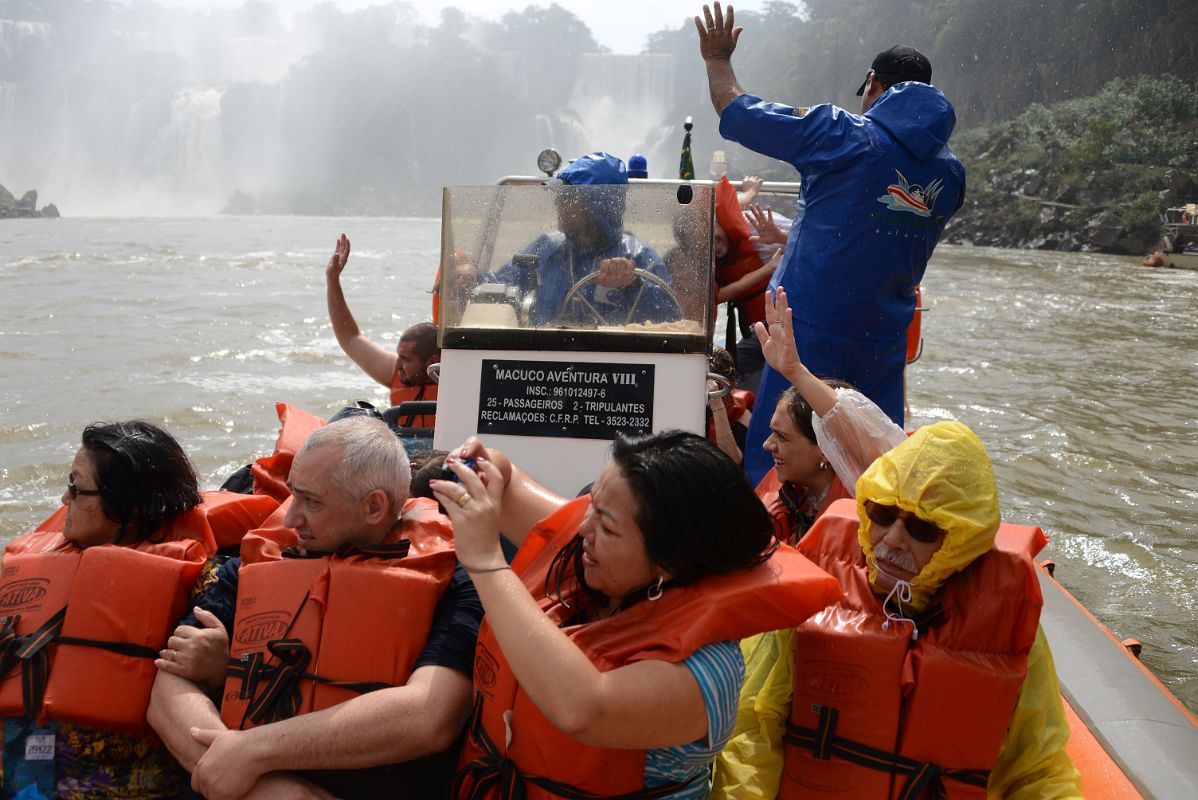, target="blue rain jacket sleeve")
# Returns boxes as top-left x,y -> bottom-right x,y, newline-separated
720,98 -> 870,173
